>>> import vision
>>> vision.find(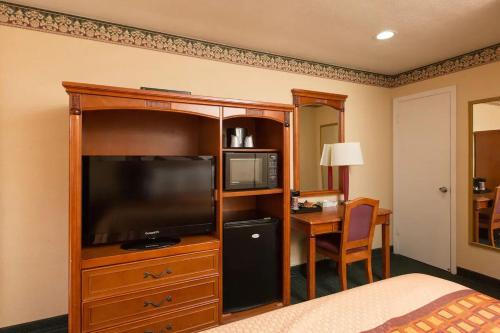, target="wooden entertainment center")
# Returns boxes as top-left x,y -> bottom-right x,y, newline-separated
64,82 -> 293,332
